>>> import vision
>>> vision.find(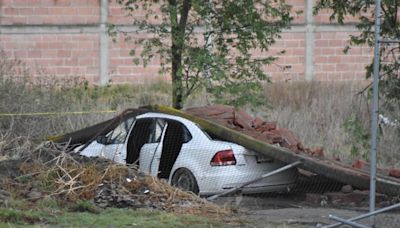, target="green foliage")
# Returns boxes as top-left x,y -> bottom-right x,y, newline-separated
314,0 -> 400,111
343,114 -> 370,160
114,0 -> 293,108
